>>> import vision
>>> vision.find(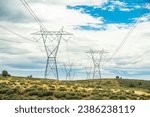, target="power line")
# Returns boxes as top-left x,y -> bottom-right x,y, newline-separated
20,0 -> 70,80
20,0 -> 47,30
0,25 -> 36,42
103,3 -> 150,66
64,37 -> 71,64
133,49 -> 150,62
36,41 -> 47,59
0,38 -> 22,43
20,0 -> 58,57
